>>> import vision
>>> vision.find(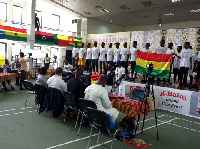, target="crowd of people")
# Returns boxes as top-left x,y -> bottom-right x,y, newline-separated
72,40 -> 200,90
